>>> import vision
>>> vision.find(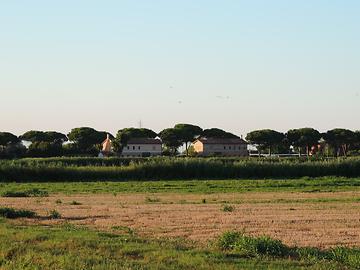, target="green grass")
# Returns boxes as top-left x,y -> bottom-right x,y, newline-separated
0,219 -> 356,270
1,188 -> 49,197
1,157 -> 360,182
1,177 -> 360,195
217,231 -> 360,269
